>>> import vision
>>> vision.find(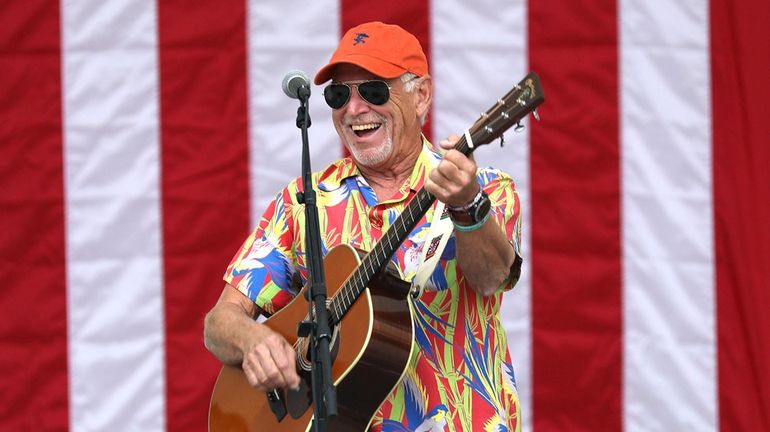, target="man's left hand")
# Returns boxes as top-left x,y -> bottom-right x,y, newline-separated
425,135 -> 480,207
